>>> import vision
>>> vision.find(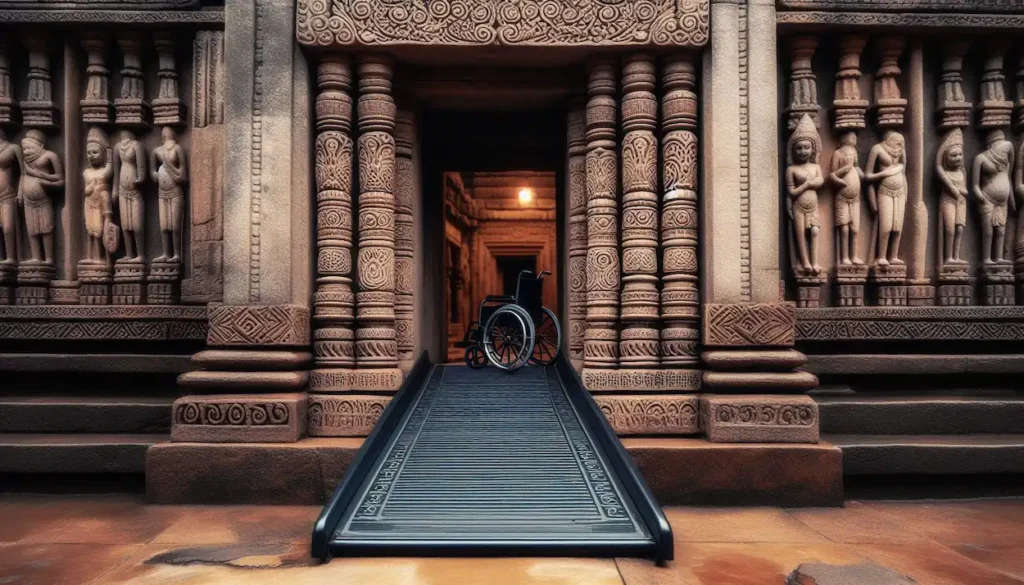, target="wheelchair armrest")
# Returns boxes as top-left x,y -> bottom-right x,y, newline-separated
483,295 -> 515,303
